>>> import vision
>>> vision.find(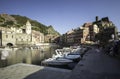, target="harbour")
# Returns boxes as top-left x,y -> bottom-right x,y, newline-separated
1,2 -> 120,78
41,45 -> 89,69
0,44 -> 59,68
0,44 -> 89,70
0,46 -> 120,79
